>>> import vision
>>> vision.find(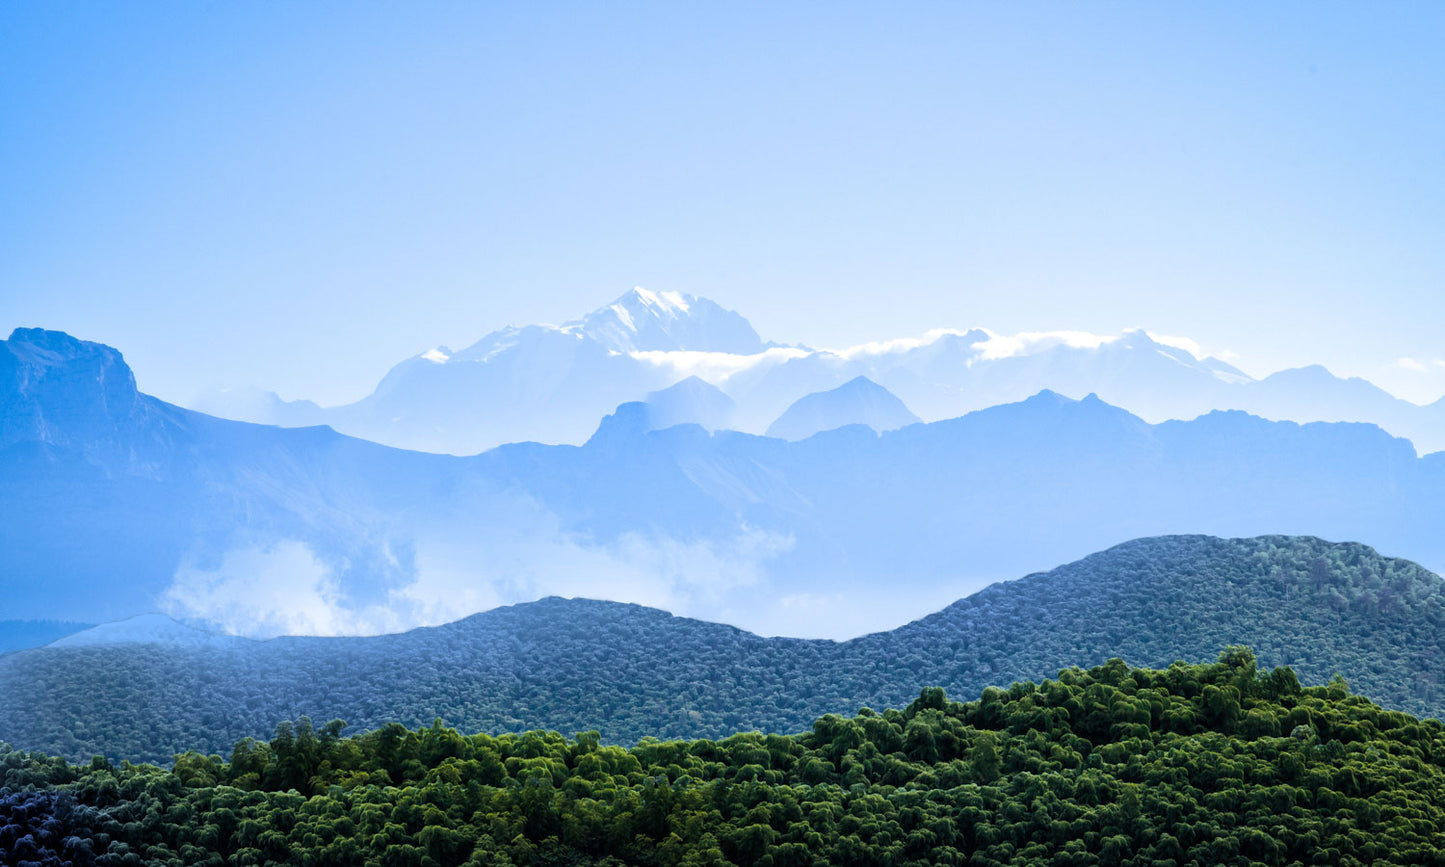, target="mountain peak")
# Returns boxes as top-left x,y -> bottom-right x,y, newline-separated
1,328 -> 158,454
766,376 -> 920,440
644,376 -> 736,431
569,288 -> 766,354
